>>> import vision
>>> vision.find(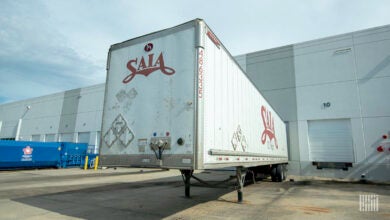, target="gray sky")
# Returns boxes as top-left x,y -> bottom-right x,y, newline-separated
1,0 -> 389,104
